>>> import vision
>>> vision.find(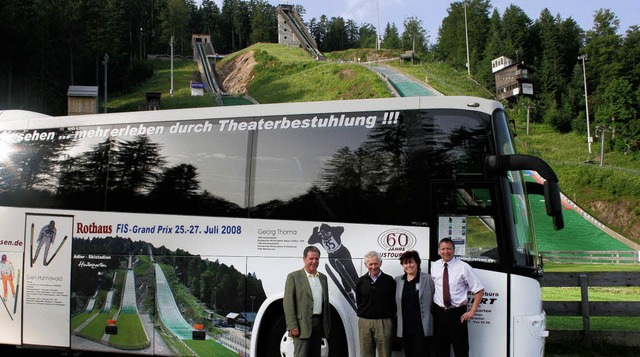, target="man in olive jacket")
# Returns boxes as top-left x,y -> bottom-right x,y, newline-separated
284,245 -> 331,357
